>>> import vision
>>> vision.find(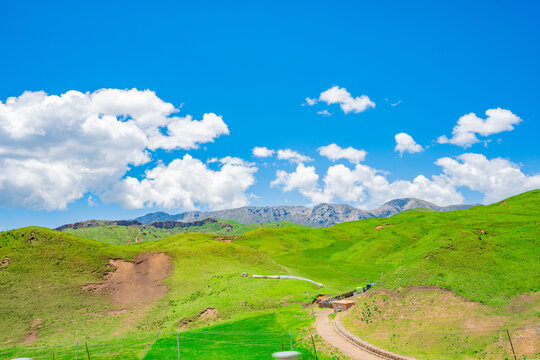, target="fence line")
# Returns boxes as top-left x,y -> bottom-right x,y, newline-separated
0,330 -> 298,360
